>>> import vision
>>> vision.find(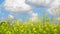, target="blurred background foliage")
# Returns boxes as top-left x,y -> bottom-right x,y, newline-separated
0,13 -> 60,34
